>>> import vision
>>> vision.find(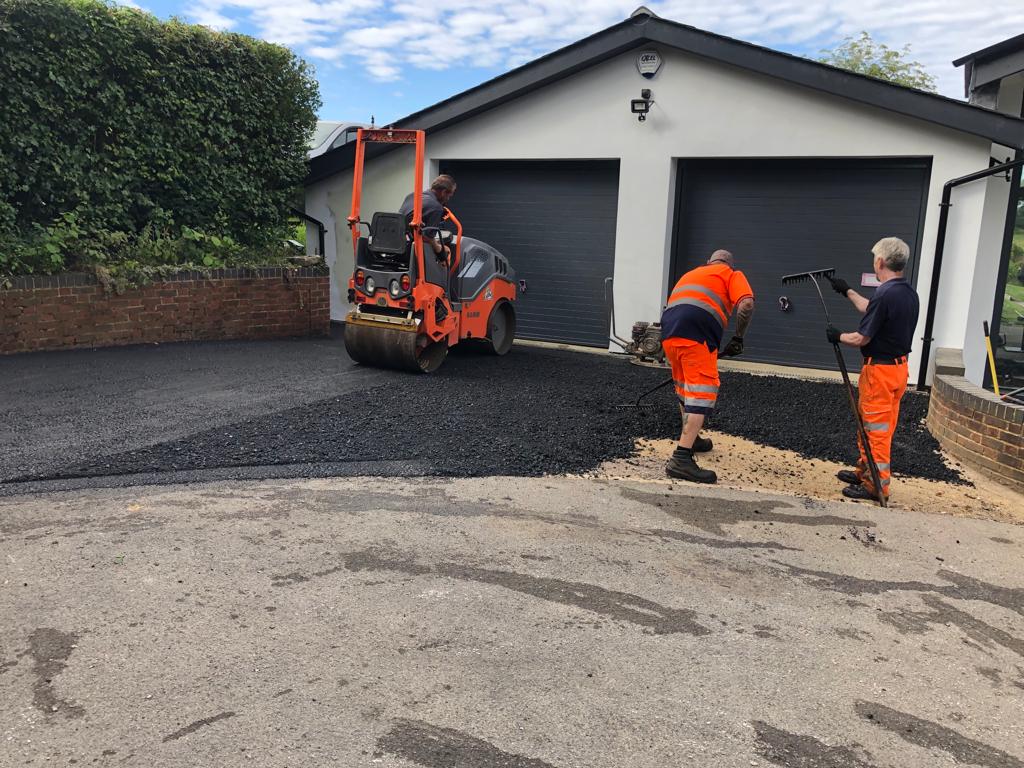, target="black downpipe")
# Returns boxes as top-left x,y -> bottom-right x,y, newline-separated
290,207 -> 327,258
917,157 -> 1024,390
